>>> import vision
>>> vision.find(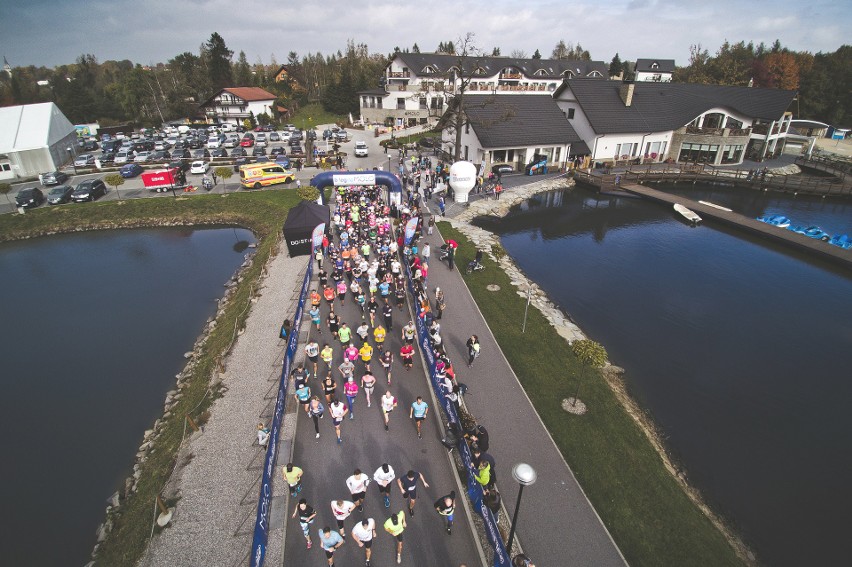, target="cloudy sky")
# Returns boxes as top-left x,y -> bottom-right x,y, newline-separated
1,0 -> 848,68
